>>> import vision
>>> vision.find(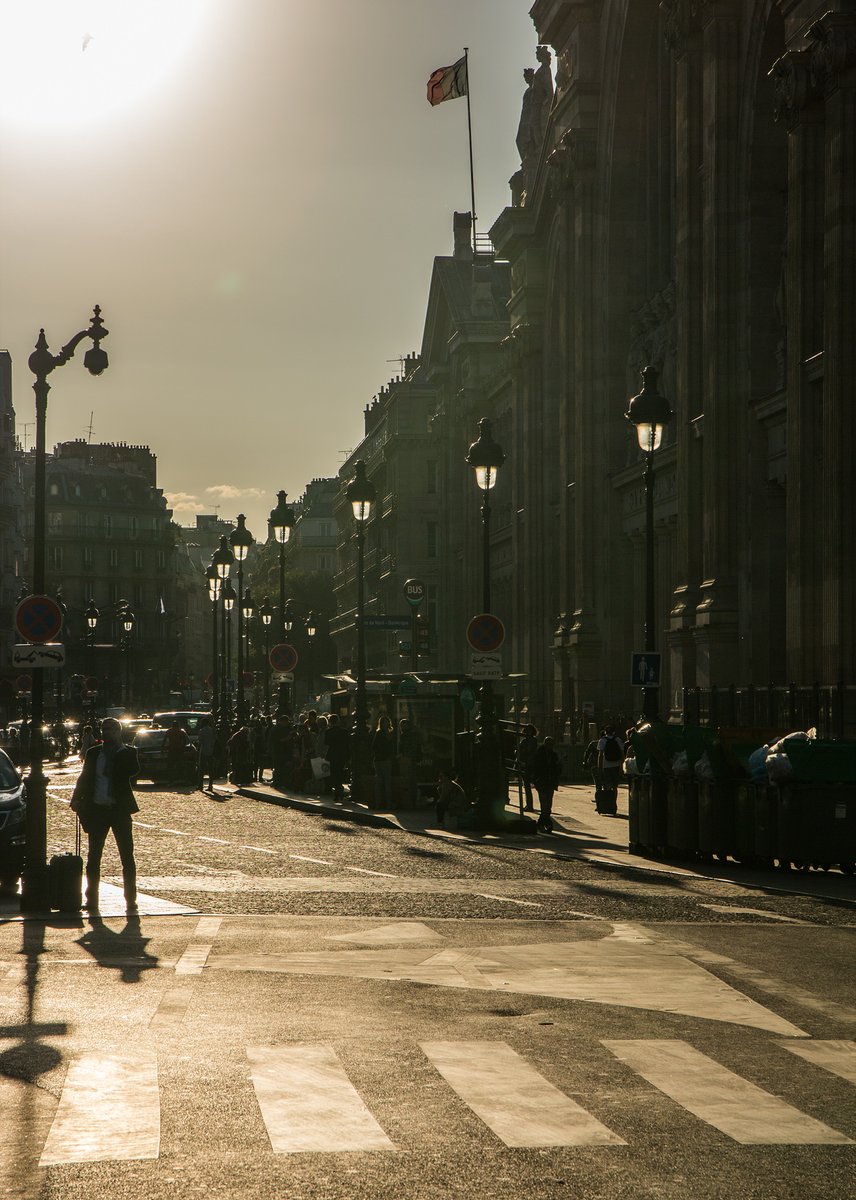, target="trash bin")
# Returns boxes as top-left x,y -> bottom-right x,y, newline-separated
777,783 -> 856,871
667,777 -> 699,858
735,781 -> 778,867
697,781 -> 738,861
632,774 -> 668,854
